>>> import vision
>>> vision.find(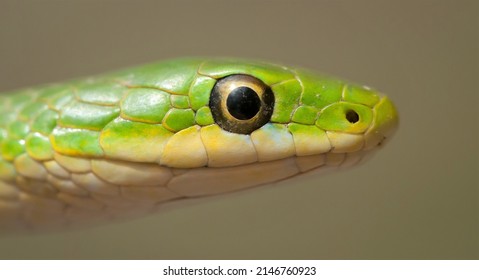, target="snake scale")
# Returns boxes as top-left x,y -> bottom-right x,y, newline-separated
0,58 -> 398,232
